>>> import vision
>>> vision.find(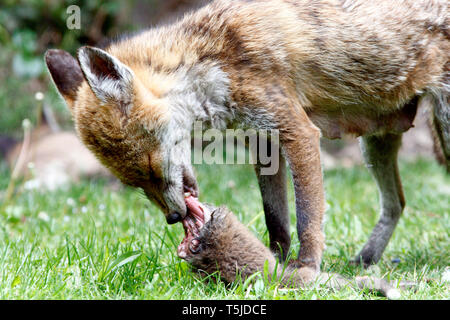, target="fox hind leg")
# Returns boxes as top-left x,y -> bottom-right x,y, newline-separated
354,133 -> 405,267
428,90 -> 450,172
